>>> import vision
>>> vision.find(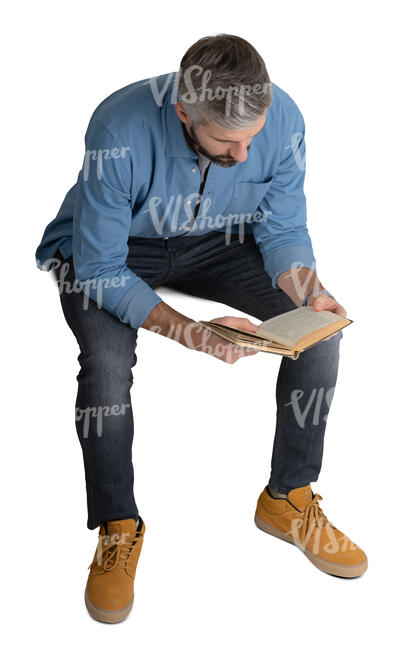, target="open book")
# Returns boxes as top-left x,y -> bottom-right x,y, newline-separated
197,306 -> 352,360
